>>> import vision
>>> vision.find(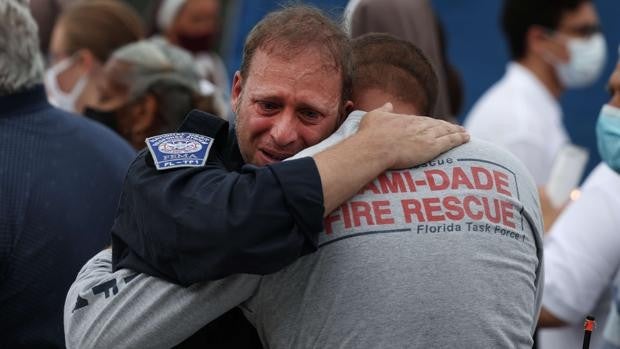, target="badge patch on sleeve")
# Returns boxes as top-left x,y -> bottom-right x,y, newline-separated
145,133 -> 214,170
